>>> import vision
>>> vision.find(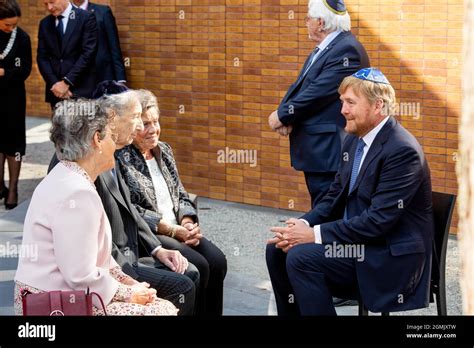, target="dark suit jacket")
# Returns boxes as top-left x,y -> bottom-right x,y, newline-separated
87,2 -> 126,82
37,7 -> 98,104
301,117 -> 434,312
95,160 -> 163,278
48,154 -> 162,279
278,31 -> 370,173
